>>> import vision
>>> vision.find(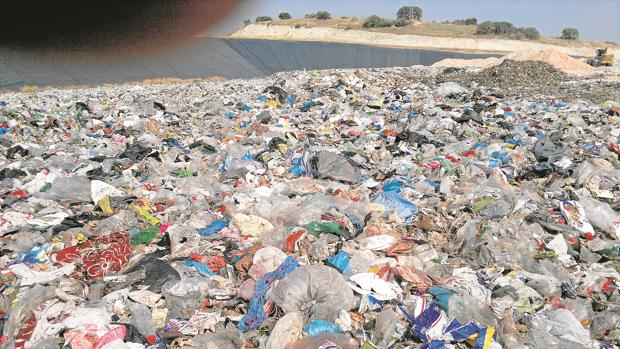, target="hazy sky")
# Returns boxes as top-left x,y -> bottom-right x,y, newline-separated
211,0 -> 620,42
